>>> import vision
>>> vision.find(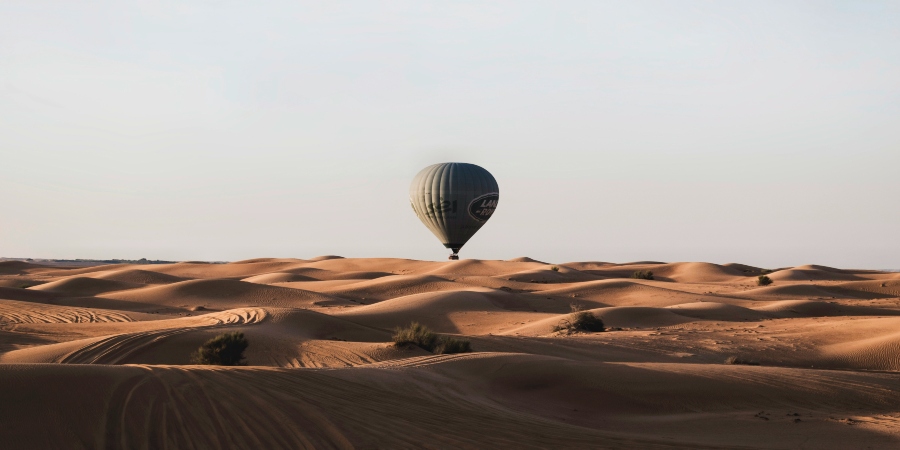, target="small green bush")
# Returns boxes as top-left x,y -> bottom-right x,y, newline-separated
550,266 -> 560,272
393,322 -> 439,351
434,337 -> 472,354
757,275 -> 773,286
632,270 -> 654,280
191,332 -> 249,366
